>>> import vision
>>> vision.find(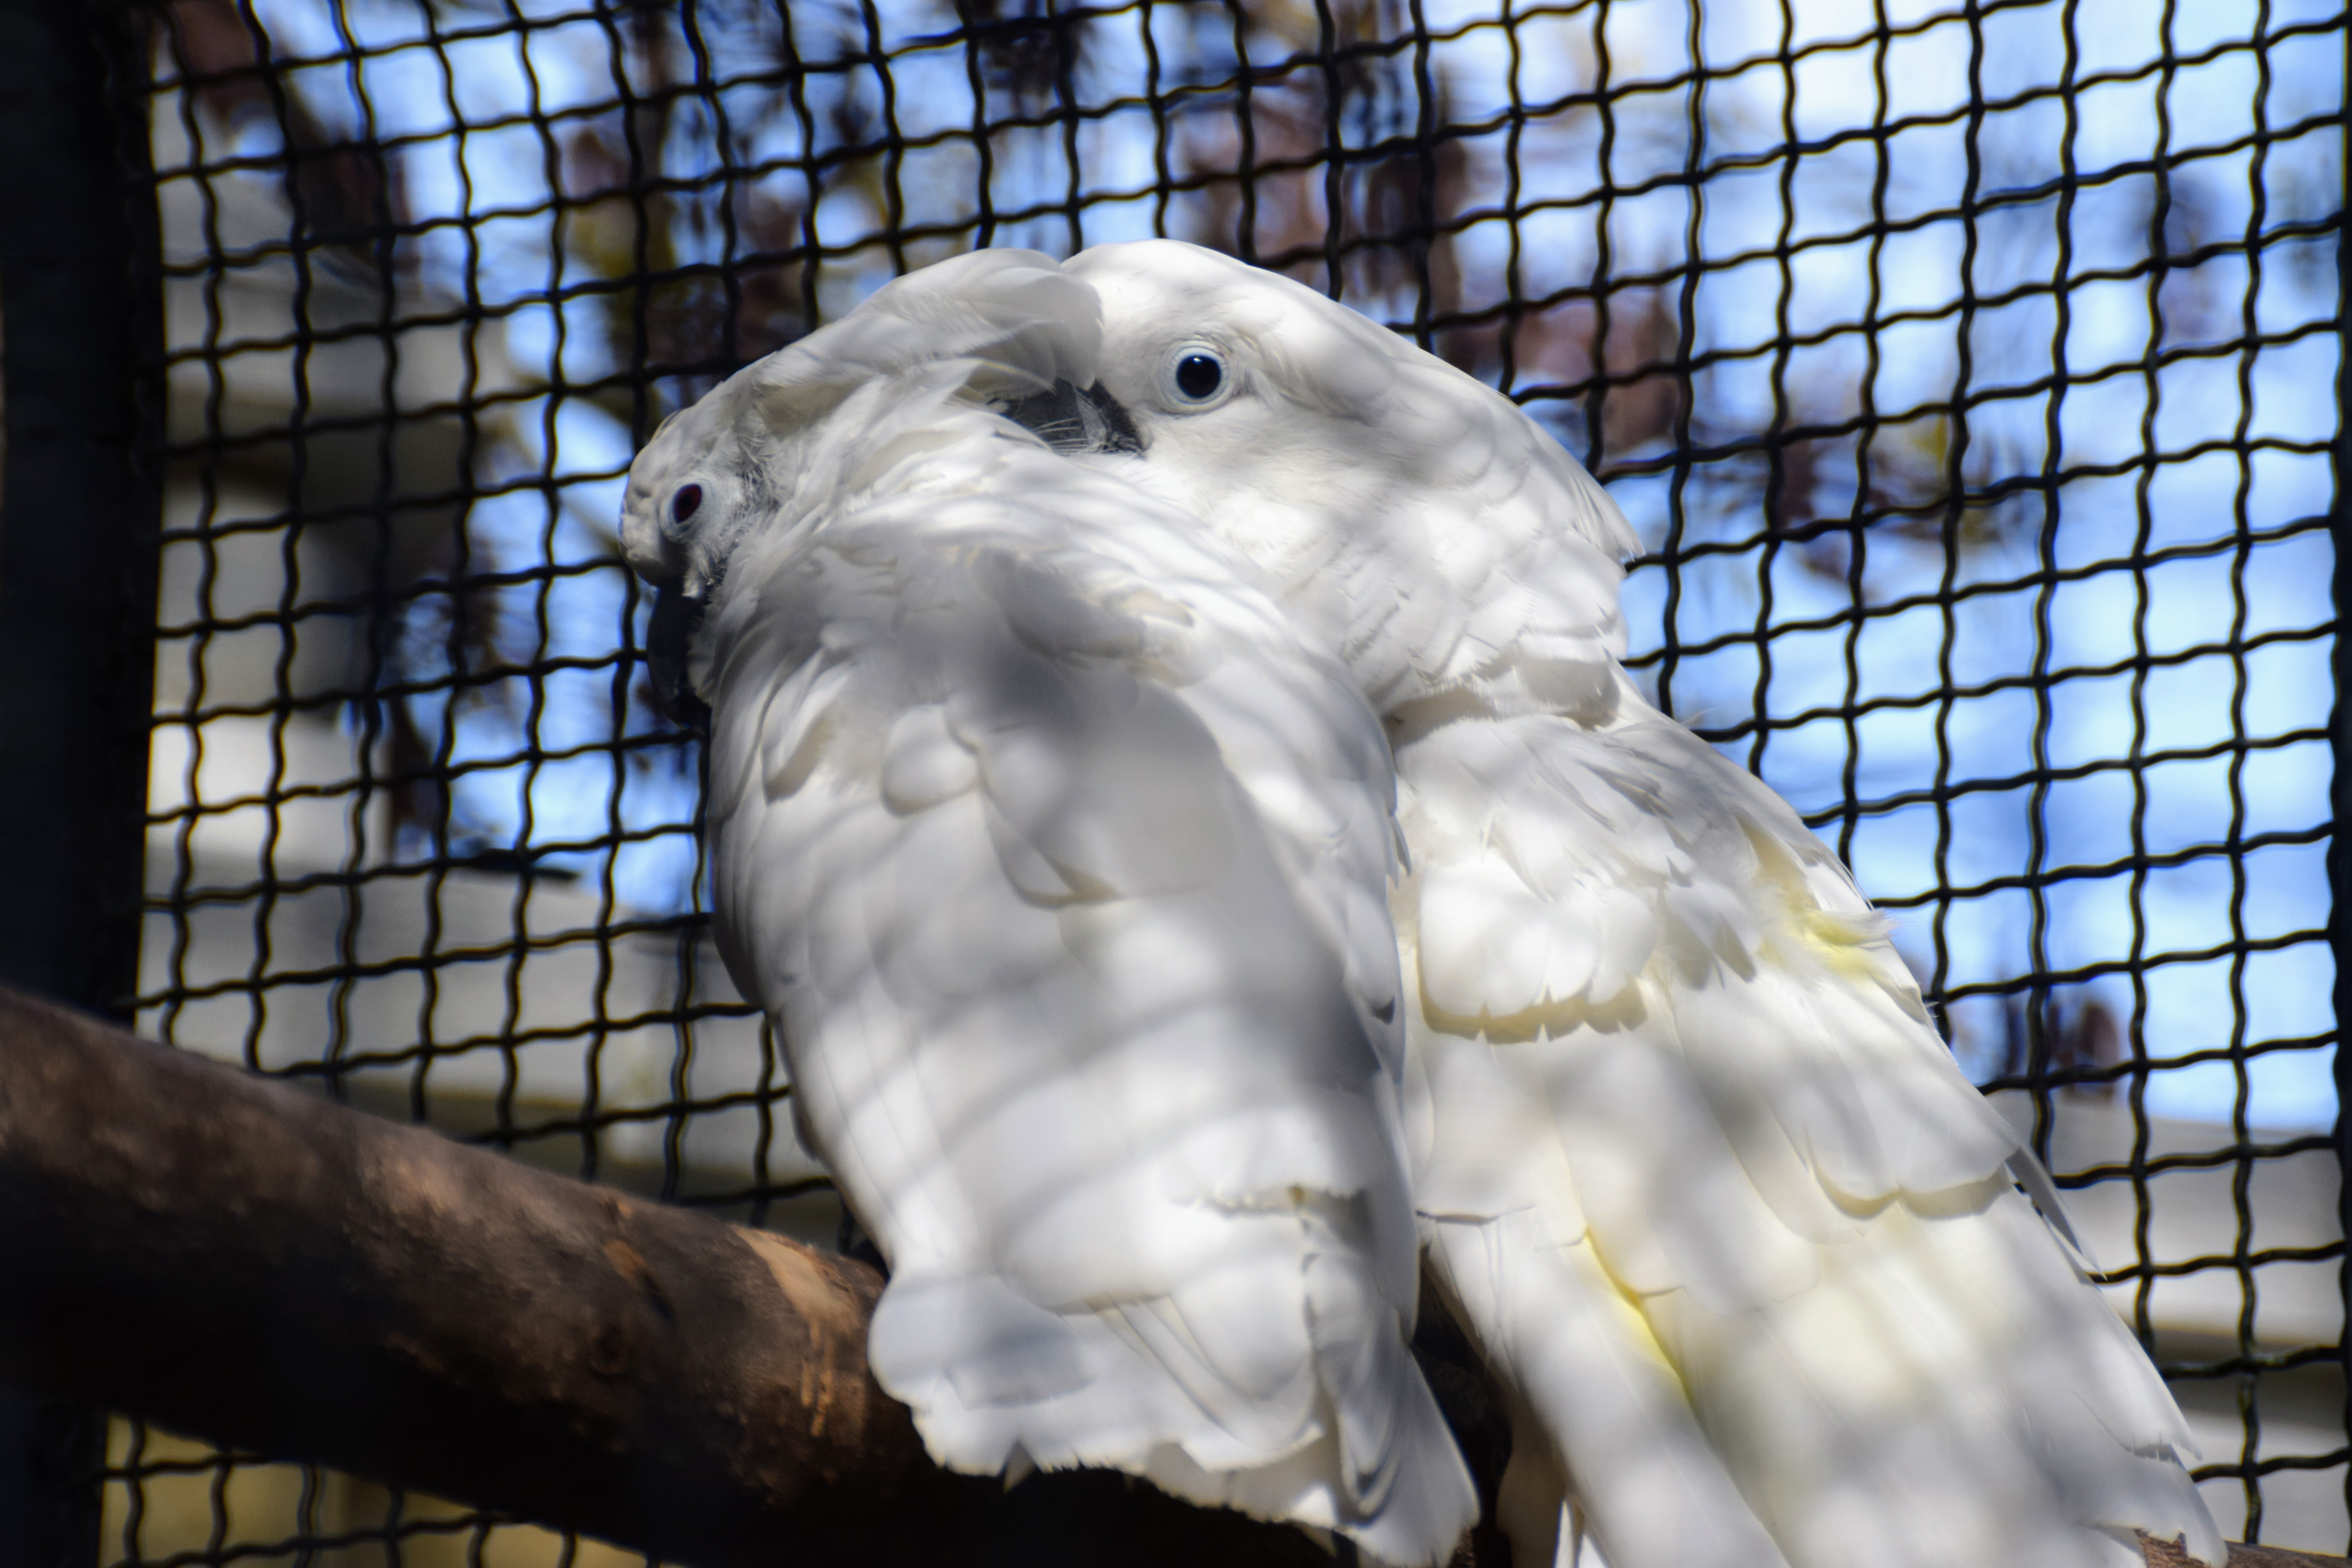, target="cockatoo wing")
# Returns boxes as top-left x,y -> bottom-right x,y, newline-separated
692,376 -> 1475,1563
1029,234 -> 2222,1568
1399,690 -> 2225,1568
